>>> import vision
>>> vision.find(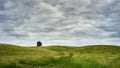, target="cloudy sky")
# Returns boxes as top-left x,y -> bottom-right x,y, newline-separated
0,0 -> 120,46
